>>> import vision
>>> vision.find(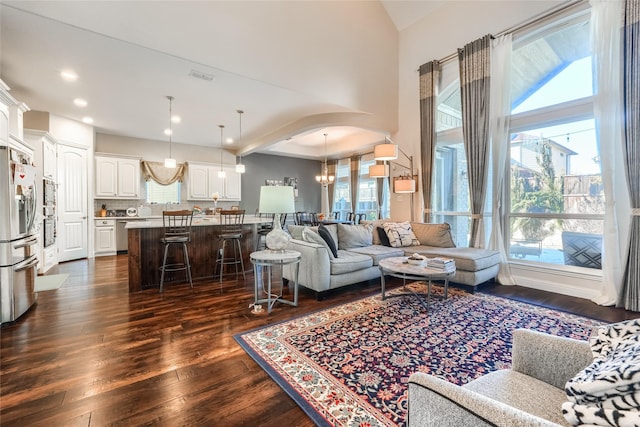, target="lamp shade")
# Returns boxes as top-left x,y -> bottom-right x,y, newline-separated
368,164 -> 389,178
259,186 -> 295,213
374,143 -> 398,160
394,178 -> 416,193
164,158 -> 177,168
